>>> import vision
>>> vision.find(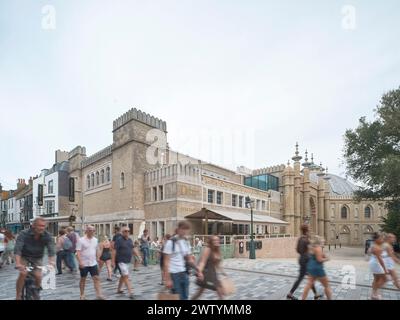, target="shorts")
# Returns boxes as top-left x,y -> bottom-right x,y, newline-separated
21,256 -> 43,269
118,263 -> 131,276
79,265 -> 99,278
